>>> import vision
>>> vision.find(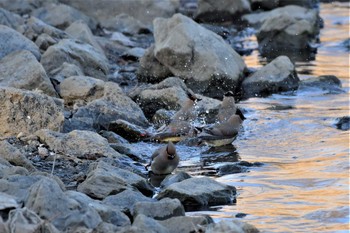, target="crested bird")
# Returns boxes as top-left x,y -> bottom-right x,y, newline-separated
145,141 -> 179,175
216,91 -> 237,123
